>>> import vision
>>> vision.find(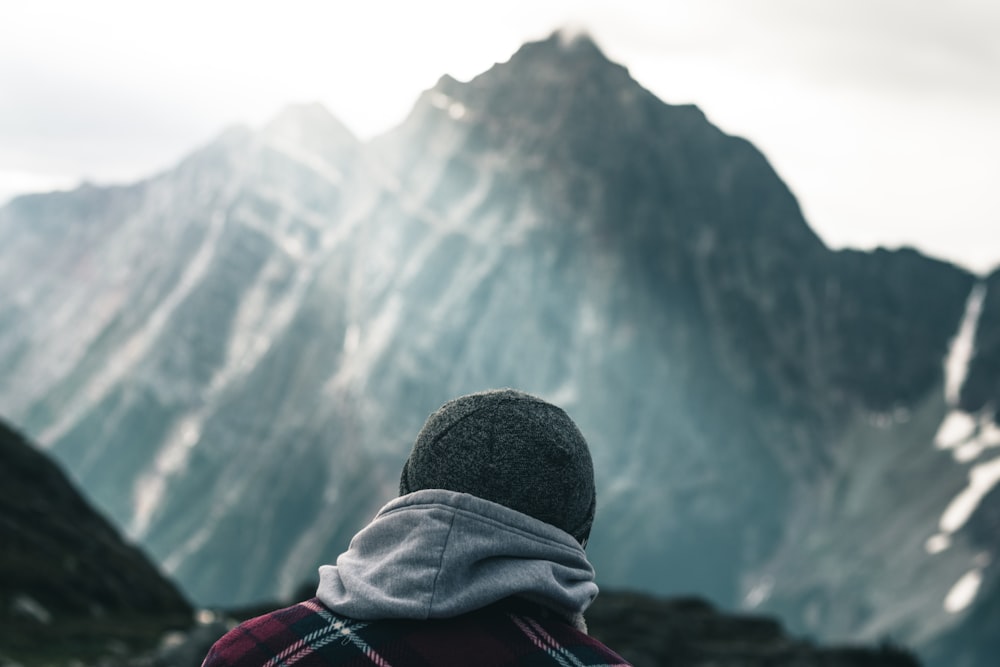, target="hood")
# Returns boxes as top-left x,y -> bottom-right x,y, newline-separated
316,489 -> 598,625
